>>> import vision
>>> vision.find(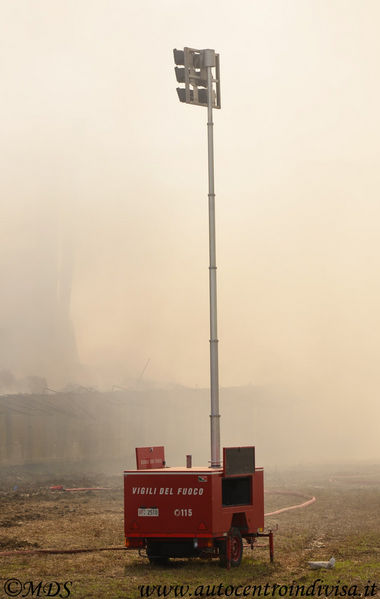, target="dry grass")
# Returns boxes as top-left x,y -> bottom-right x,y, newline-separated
0,465 -> 379,598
